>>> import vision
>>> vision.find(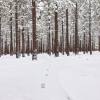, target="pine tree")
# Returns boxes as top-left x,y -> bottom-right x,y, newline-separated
26,32 -> 30,55
75,3 -> 79,55
99,36 -> 100,51
52,32 -> 54,54
54,10 -> 59,57
32,0 -> 37,60
22,26 -> 25,57
47,18 -> 51,55
79,39 -> 81,52
15,0 -> 19,58
69,35 -> 72,52
65,9 -> 69,56
61,20 -> 64,55
18,29 -> 21,55
73,35 -> 75,53
0,9 -> 1,57
10,2 -> 13,56
83,33 -> 86,54
40,38 -> 43,53
4,34 -> 8,55
1,37 -> 3,55
59,36 -> 62,53
88,0 -> 92,55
